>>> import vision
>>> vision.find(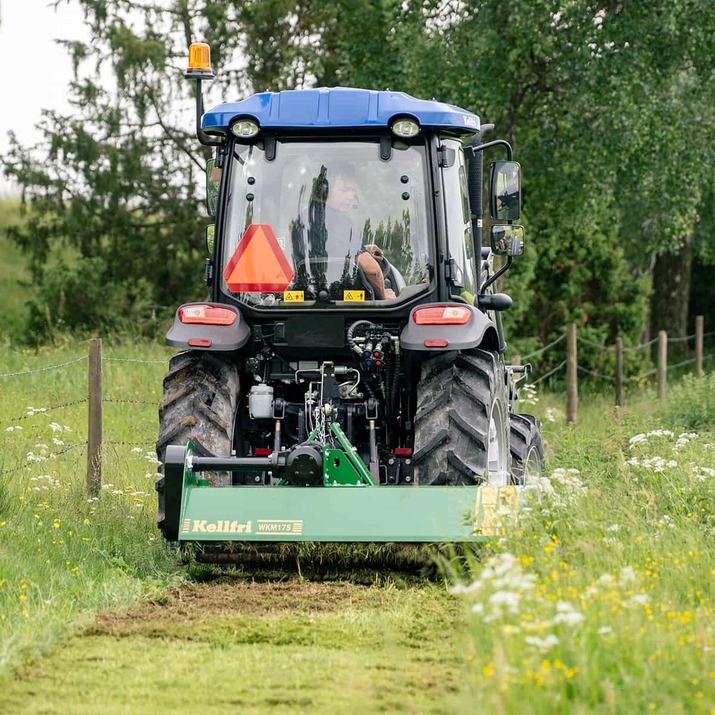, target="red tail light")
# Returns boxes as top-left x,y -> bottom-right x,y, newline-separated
179,304 -> 237,325
413,305 -> 471,325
